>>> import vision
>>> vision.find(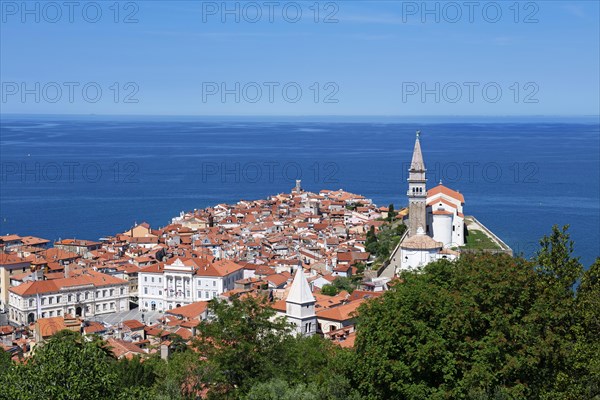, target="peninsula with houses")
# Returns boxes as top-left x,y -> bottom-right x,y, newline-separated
0,132 -> 511,357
